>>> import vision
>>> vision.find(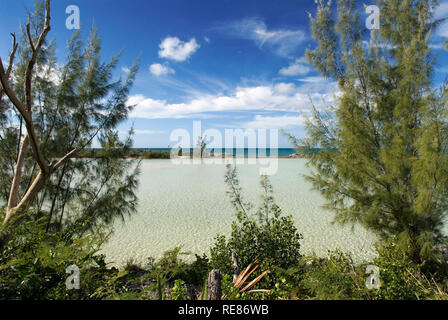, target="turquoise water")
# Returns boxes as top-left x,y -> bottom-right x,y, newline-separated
101,159 -> 377,266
